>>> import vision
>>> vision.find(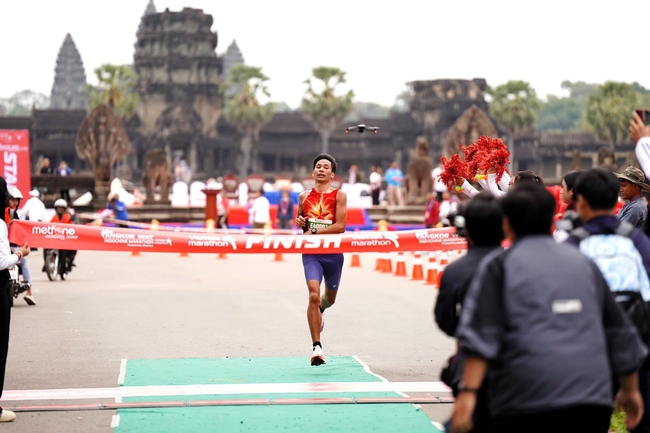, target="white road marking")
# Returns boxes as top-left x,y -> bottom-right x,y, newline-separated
110,415 -> 120,427
117,359 -> 127,385
1,381 -> 451,402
